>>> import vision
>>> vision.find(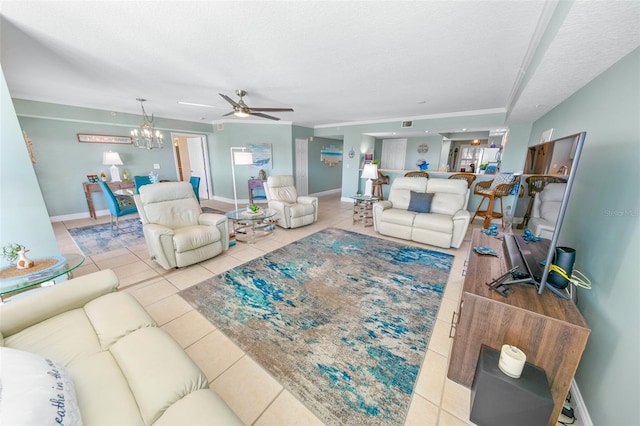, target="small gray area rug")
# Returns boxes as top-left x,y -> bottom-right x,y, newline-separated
180,228 -> 453,425
67,219 -> 144,256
